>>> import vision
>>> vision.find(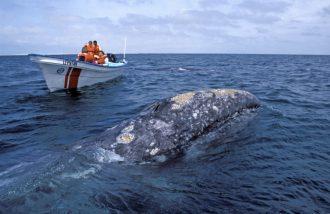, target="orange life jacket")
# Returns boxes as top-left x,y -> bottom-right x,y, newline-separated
85,53 -> 94,62
94,45 -> 102,55
85,43 -> 95,54
77,52 -> 94,63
